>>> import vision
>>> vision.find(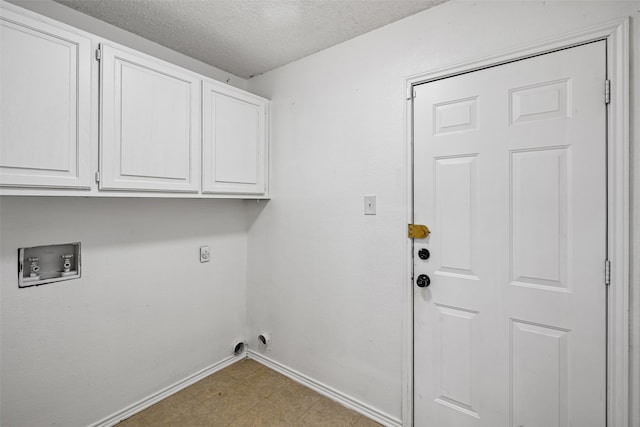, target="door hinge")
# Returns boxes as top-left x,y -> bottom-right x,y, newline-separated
408,224 -> 430,239
95,171 -> 100,183
95,48 -> 102,61
605,259 -> 611,286
604,80 -> 611,104
407,87 -> 415,100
